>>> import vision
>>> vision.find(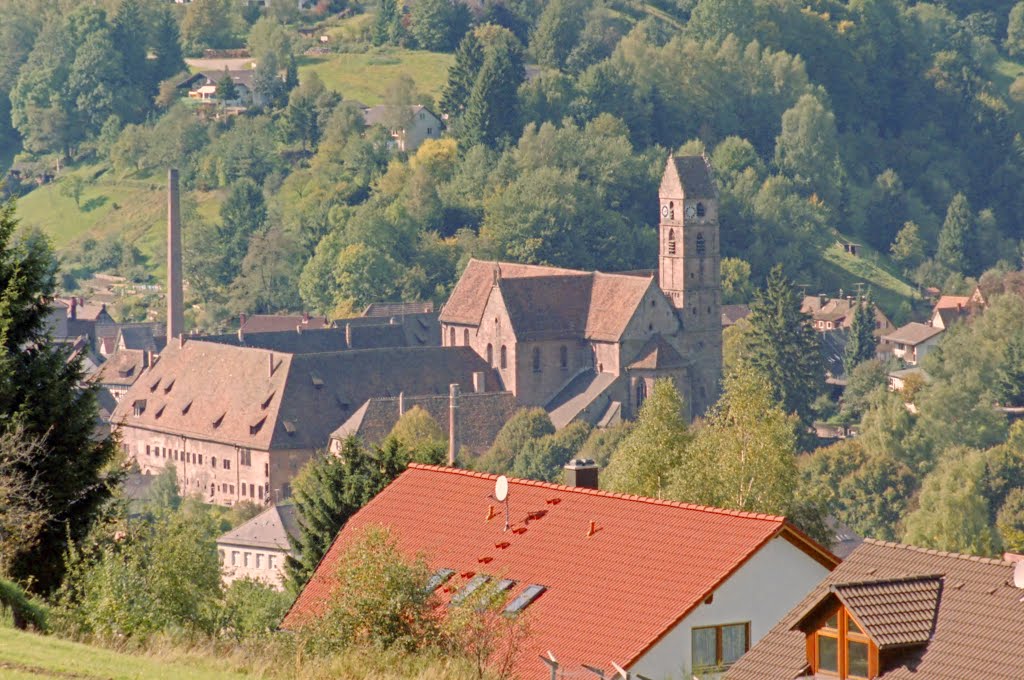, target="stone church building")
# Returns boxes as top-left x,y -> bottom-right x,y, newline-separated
439,155 -> 723,426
